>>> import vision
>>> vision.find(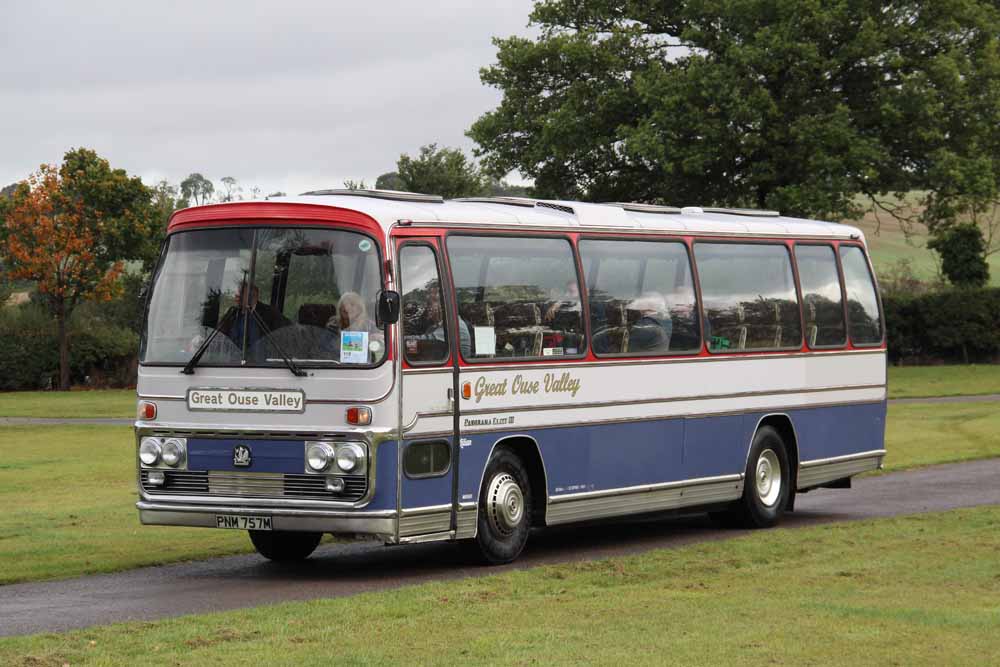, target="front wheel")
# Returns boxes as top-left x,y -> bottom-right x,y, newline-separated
249,530 -> 322,562
472,449 -> 532,565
